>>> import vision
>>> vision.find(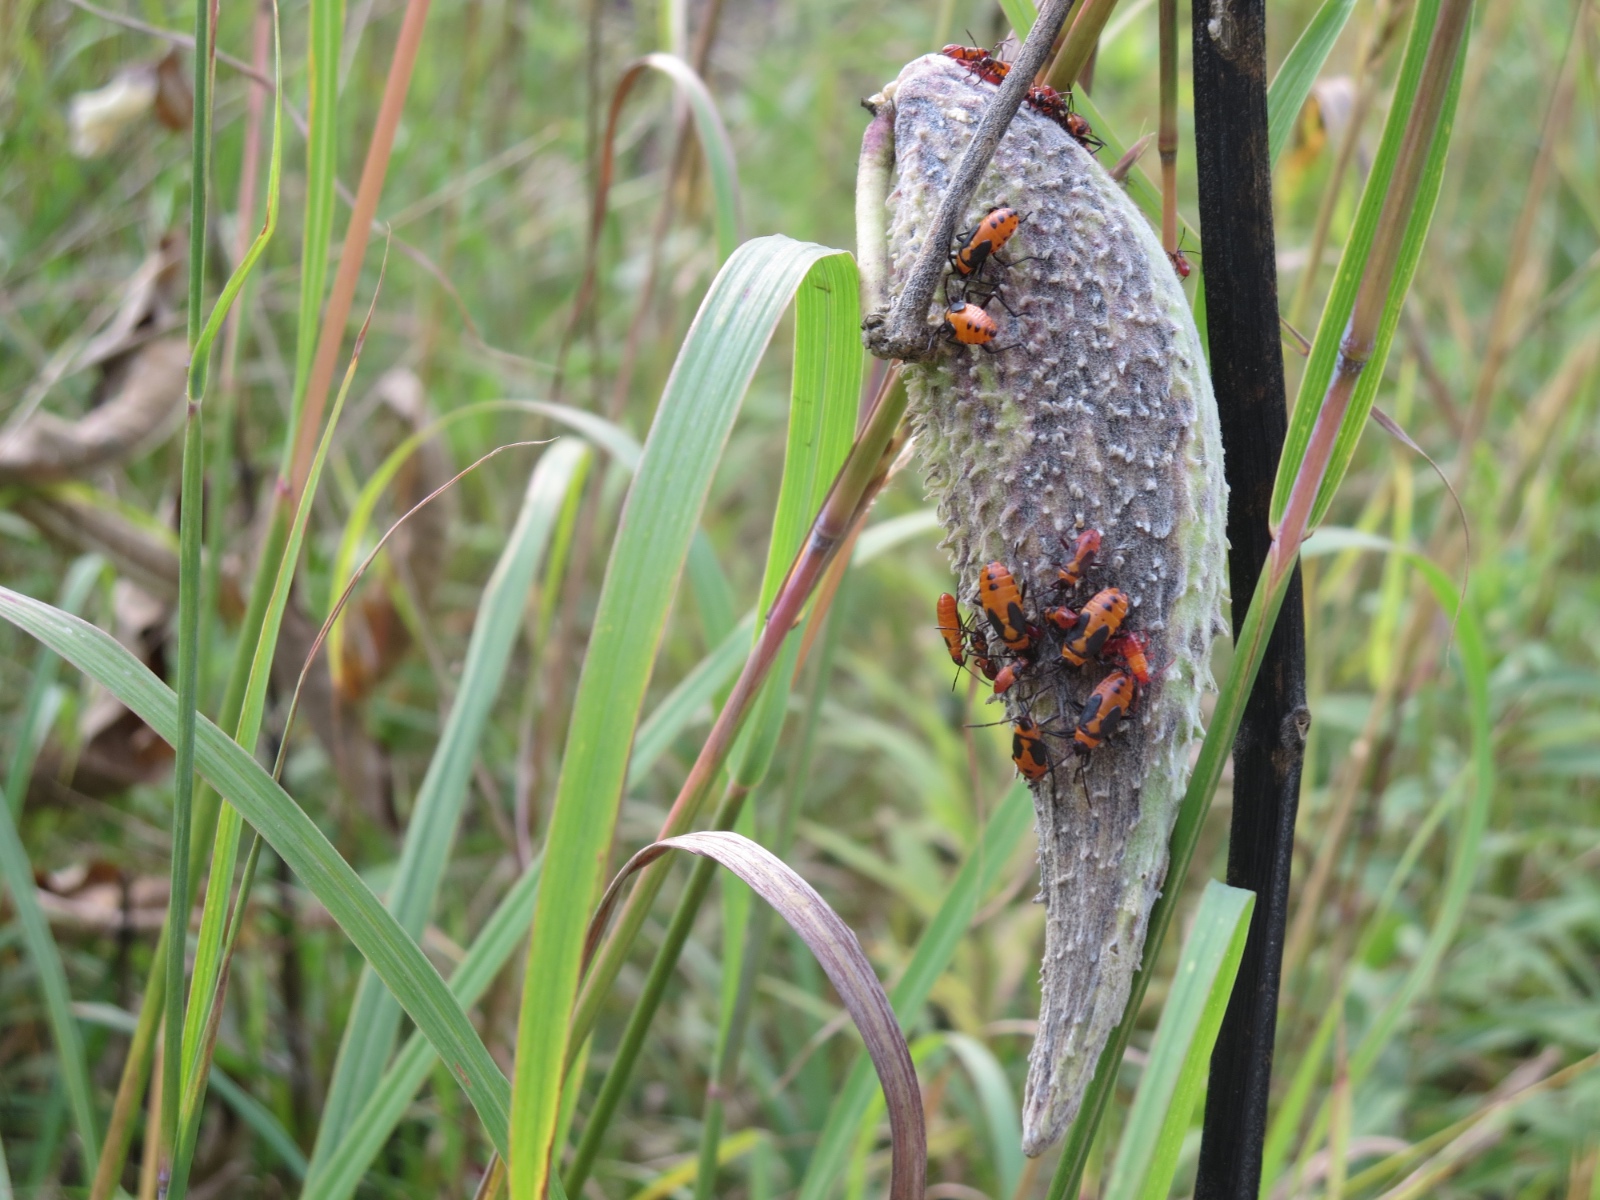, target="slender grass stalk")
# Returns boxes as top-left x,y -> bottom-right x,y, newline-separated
1271,0 -> 1473,562
162,0 -> 216,1173
1043,1 -> 1474,1192
289,0 -> 433,499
